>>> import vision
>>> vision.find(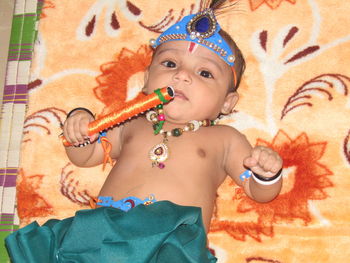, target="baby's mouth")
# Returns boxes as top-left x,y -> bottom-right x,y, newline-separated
174,90 -> 188,100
